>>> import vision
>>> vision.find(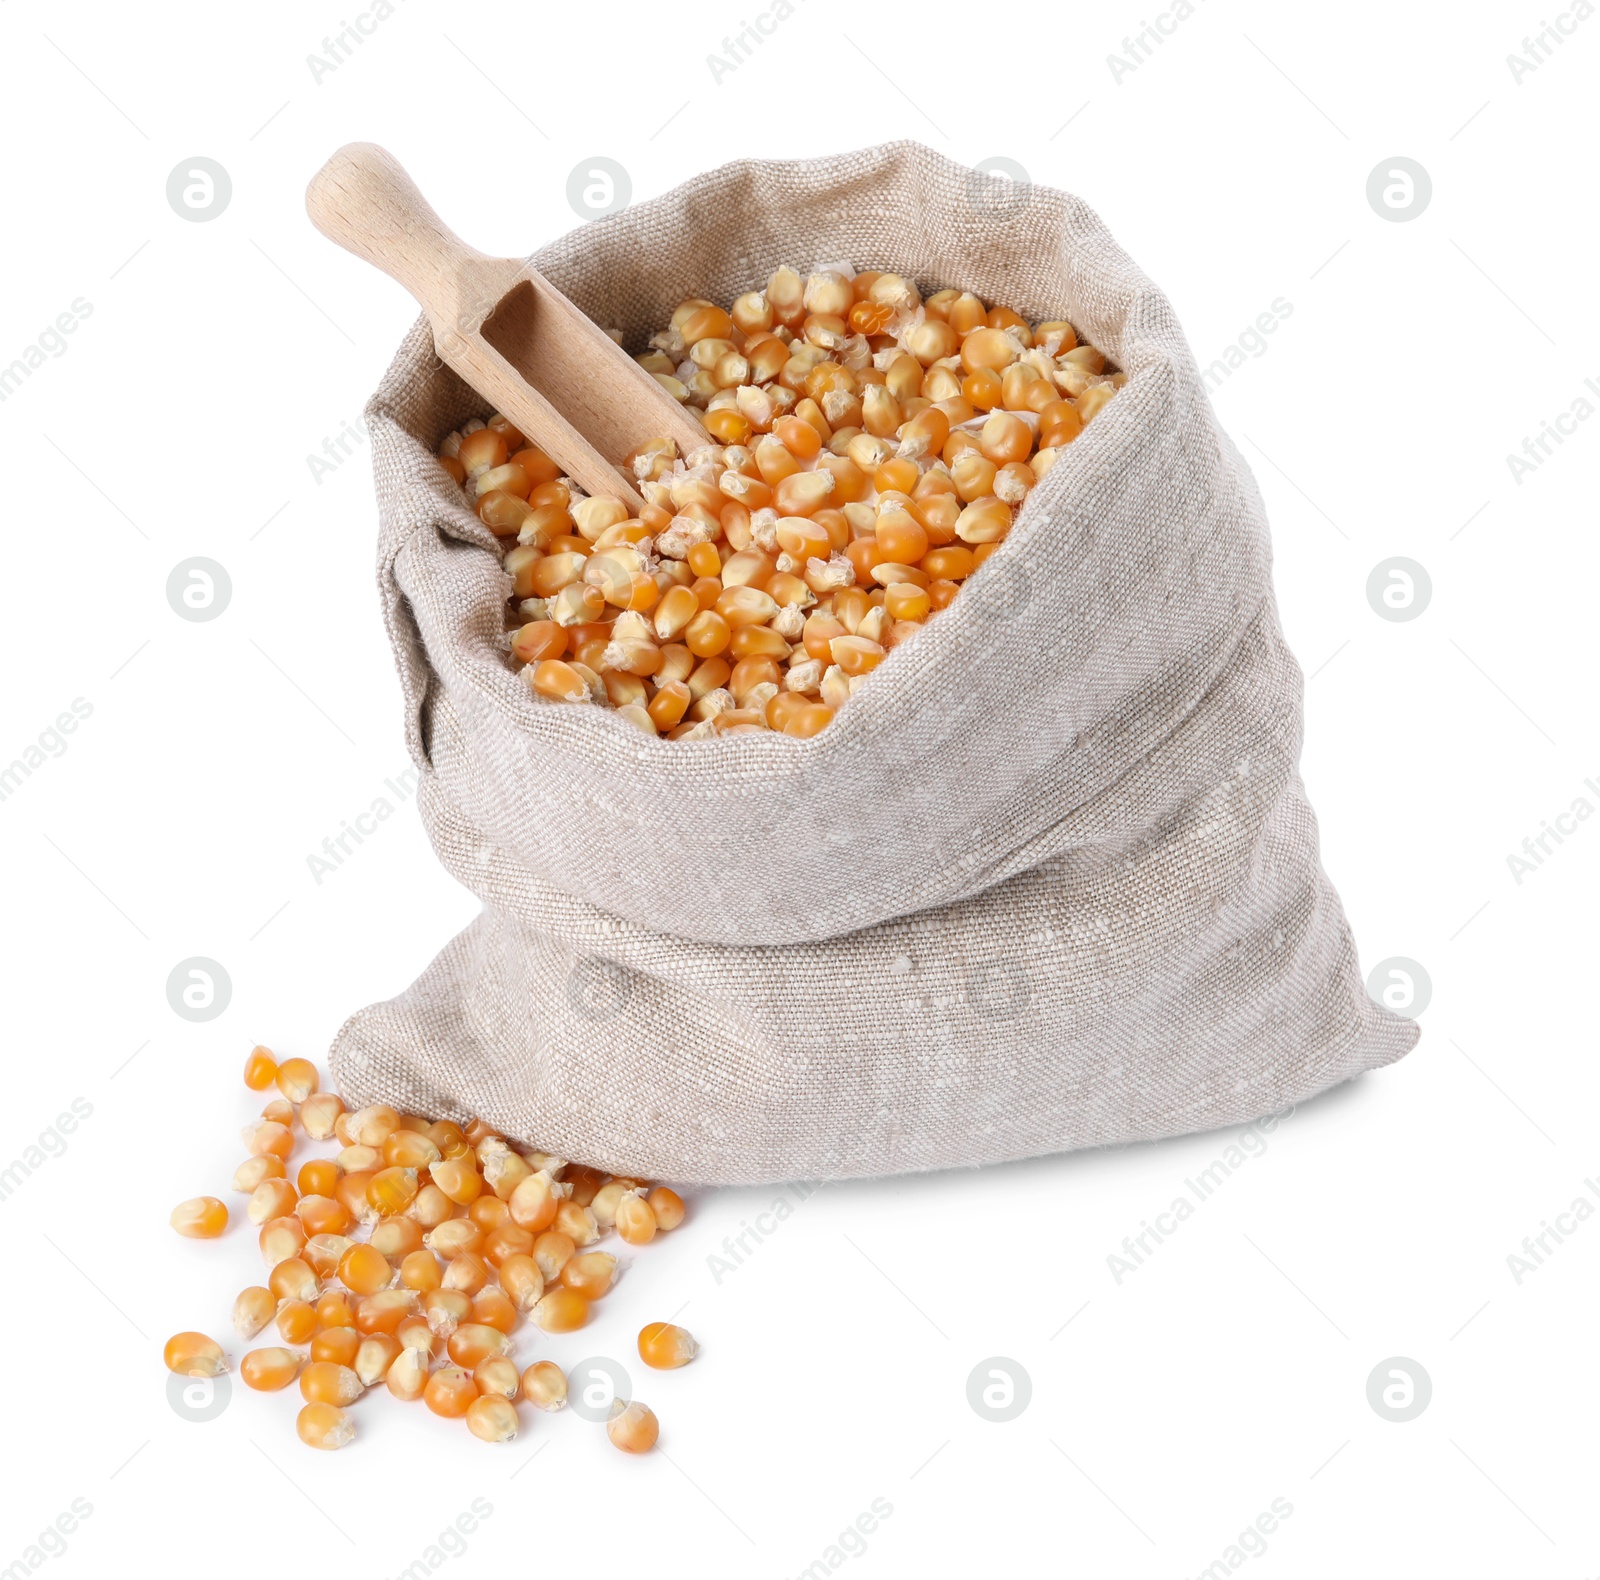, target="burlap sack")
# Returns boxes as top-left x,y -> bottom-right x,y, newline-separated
329,141 -> 1418,1185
